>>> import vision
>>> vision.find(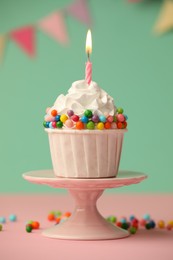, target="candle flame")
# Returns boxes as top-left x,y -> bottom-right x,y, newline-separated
86,30 -> 92,54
